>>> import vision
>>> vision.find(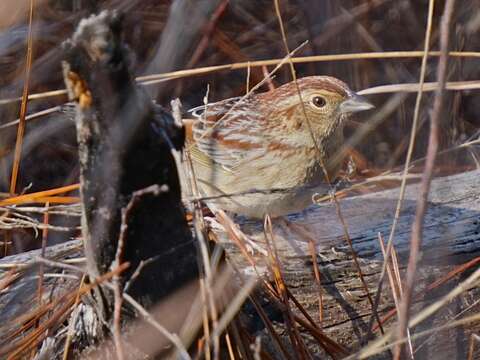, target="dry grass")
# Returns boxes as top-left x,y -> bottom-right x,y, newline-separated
0,0 -> 479,359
